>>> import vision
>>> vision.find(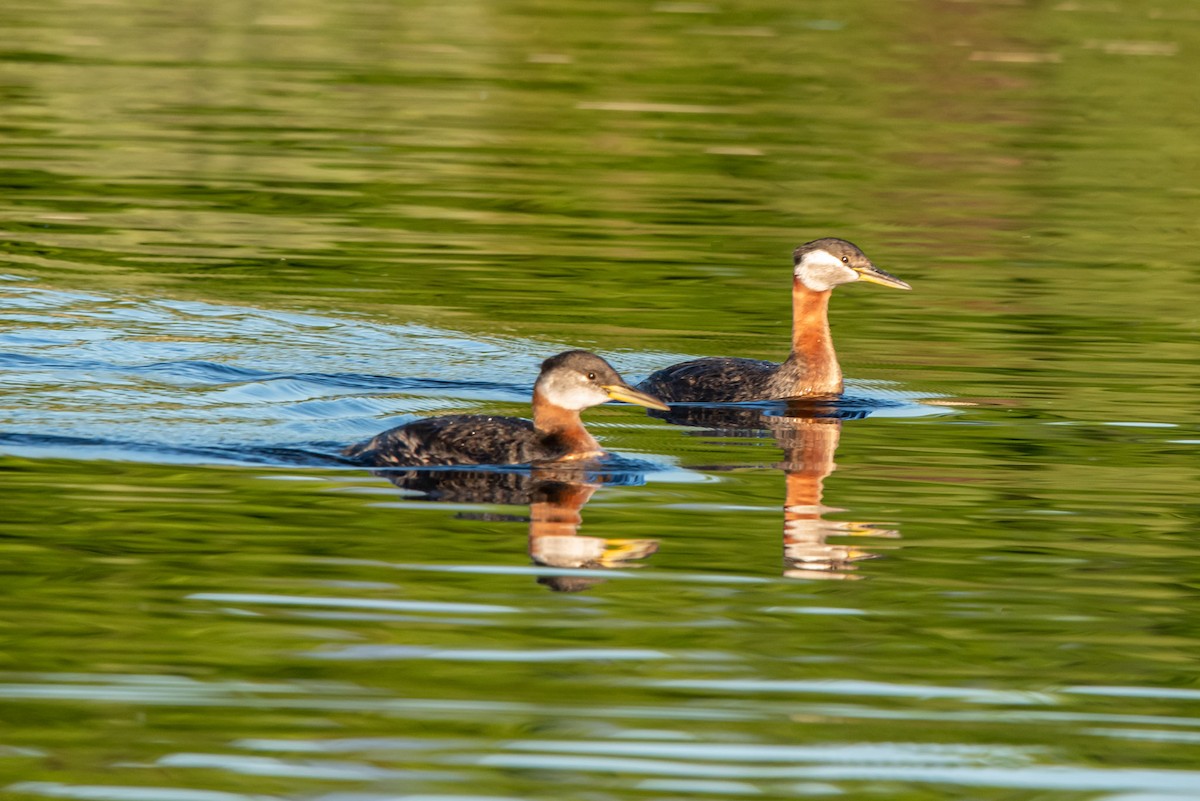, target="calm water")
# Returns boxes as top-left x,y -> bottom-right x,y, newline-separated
3,1 -> 1200,799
